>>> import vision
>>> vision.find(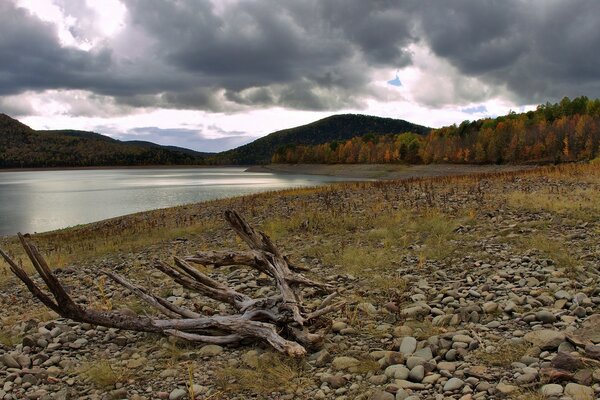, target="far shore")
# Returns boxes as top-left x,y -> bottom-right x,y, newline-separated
245,163 -> 539,180
0,165 -> 240,173
1,163 -> 539,179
